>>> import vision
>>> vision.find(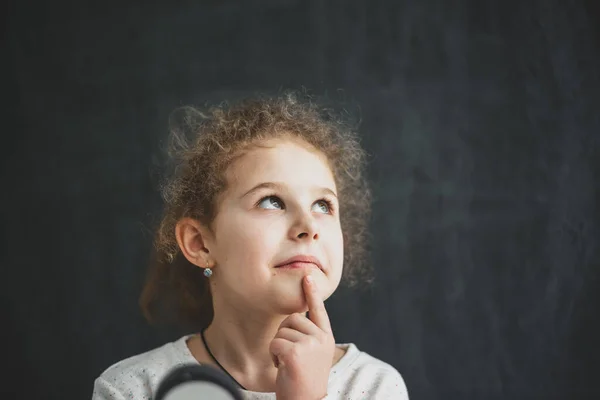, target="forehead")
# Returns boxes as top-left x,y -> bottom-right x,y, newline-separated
225,138 -> 336,192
